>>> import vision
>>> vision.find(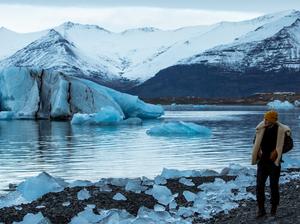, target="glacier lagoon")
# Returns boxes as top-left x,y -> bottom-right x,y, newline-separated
0,105 -> 299,193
